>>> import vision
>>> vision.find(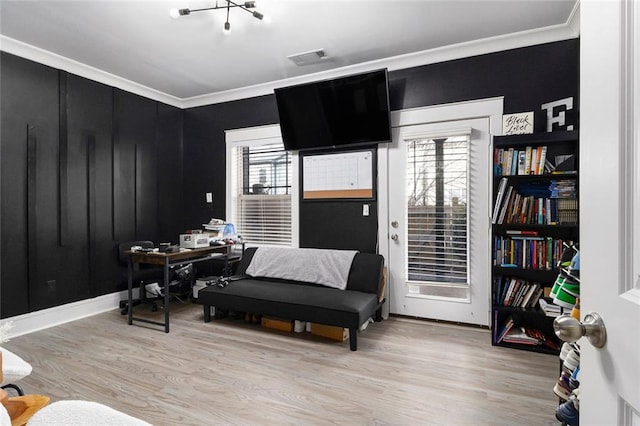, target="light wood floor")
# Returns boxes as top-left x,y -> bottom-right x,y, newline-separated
4,302 -> 561,425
